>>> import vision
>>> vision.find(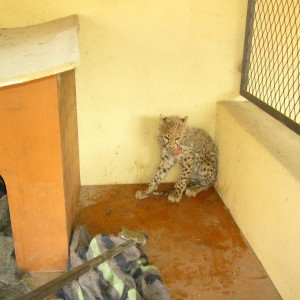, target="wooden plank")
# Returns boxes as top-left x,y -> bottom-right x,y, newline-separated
0,15 -> 80,87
